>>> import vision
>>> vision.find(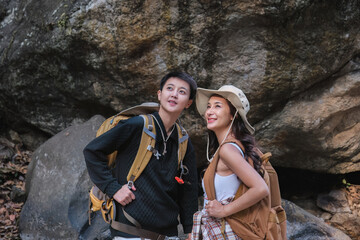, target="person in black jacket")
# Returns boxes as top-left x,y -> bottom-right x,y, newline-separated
84,72 -> 198,240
